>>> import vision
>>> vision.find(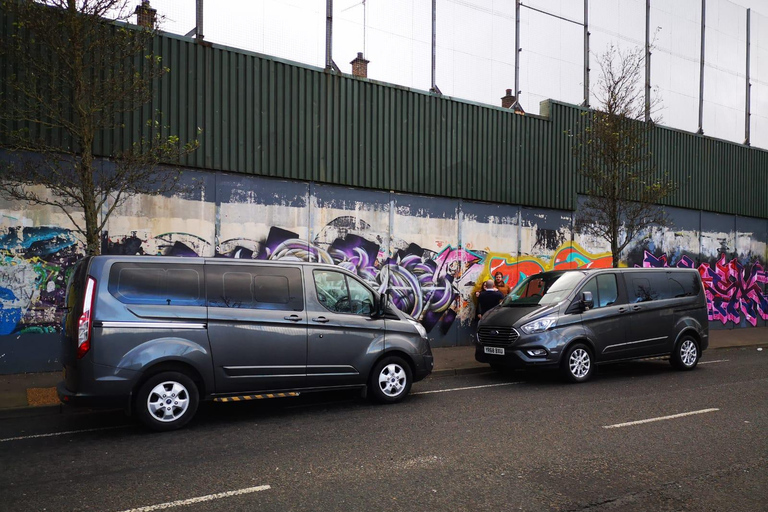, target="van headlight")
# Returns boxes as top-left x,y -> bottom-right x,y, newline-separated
408,319 -> 428,339
520,316 -> 557,334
